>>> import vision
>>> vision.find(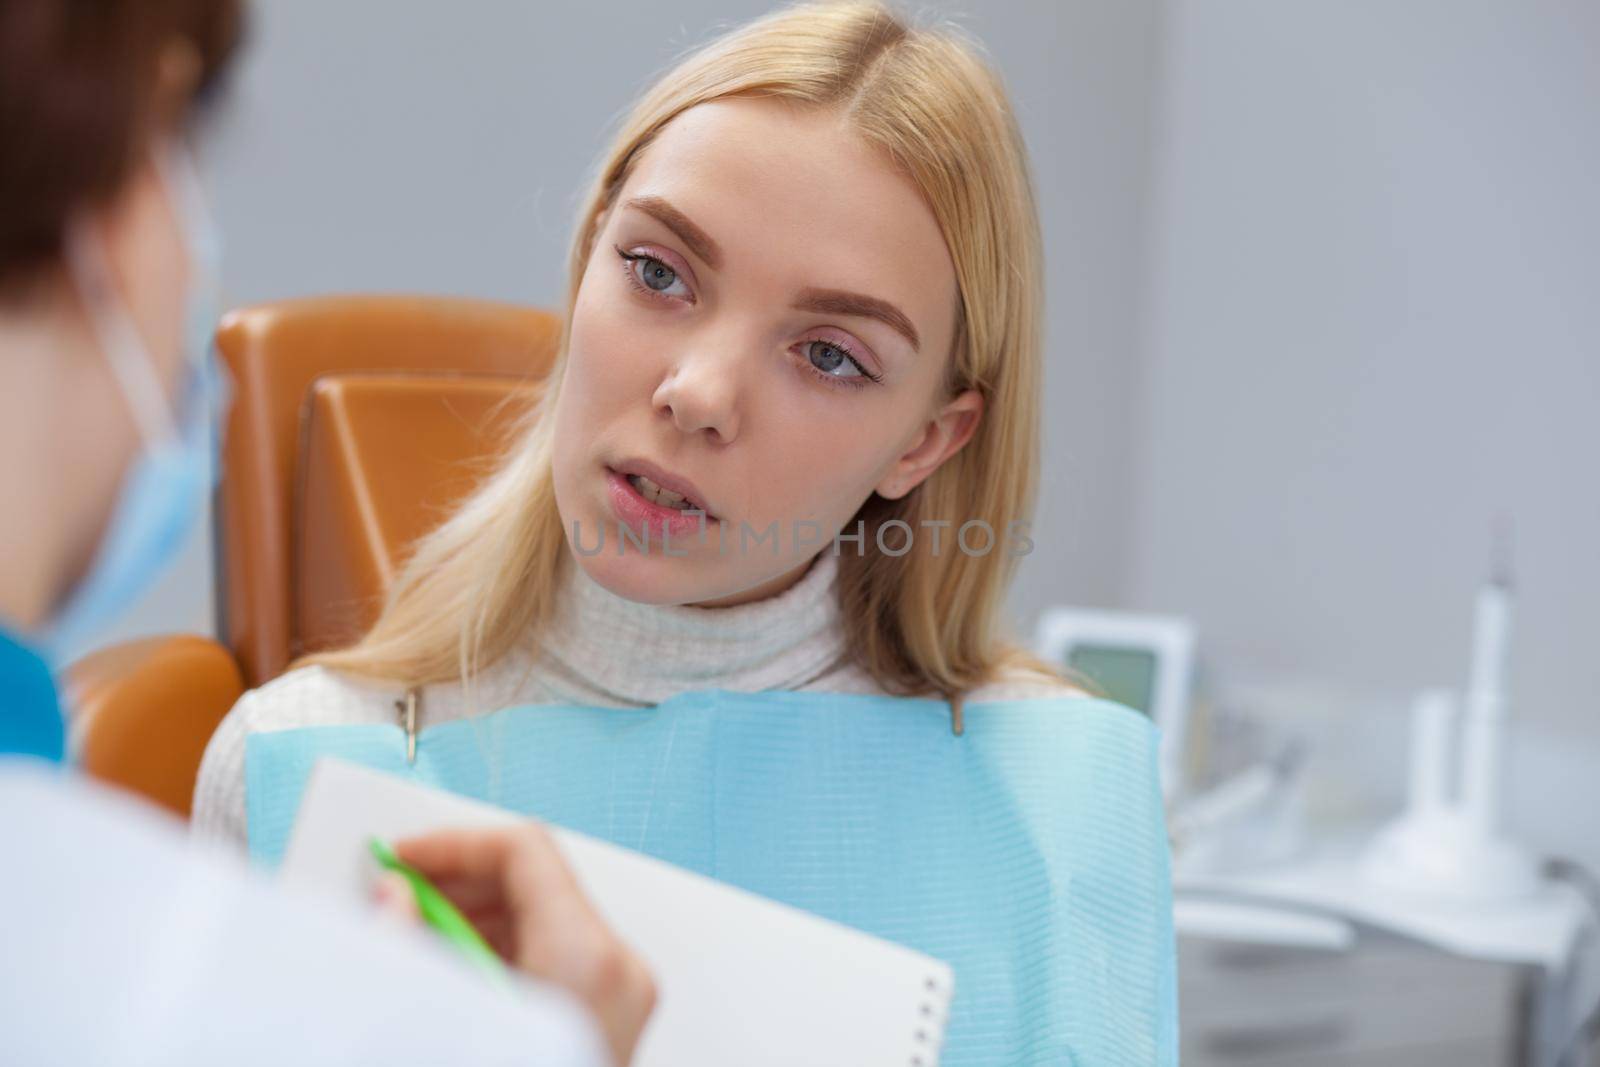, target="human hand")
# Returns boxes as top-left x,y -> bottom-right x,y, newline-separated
393,824 -> 658,1067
